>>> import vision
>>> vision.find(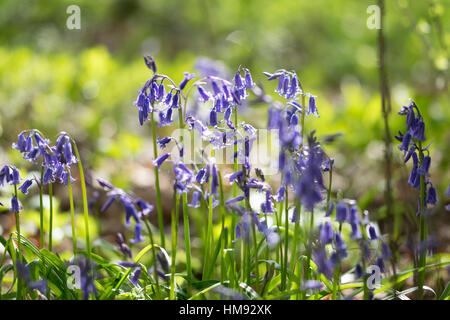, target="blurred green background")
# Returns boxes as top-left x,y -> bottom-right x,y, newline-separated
0,0 -> 448,248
